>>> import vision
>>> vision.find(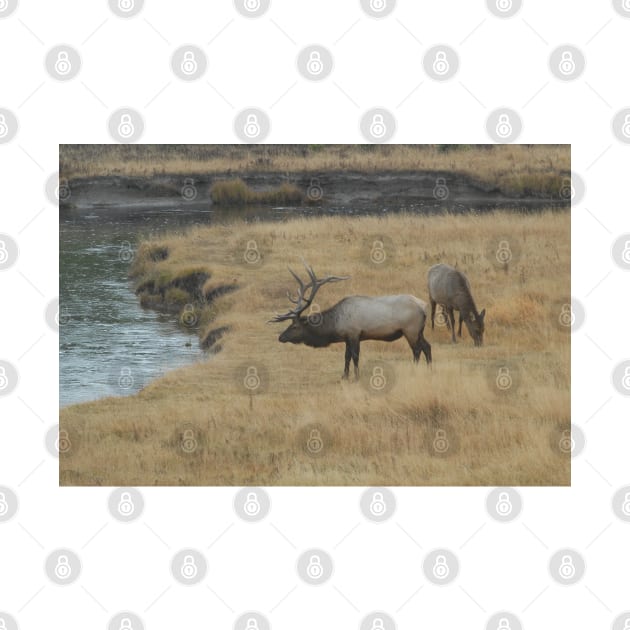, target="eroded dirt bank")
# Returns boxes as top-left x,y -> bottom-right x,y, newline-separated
62,171 -> 569,212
